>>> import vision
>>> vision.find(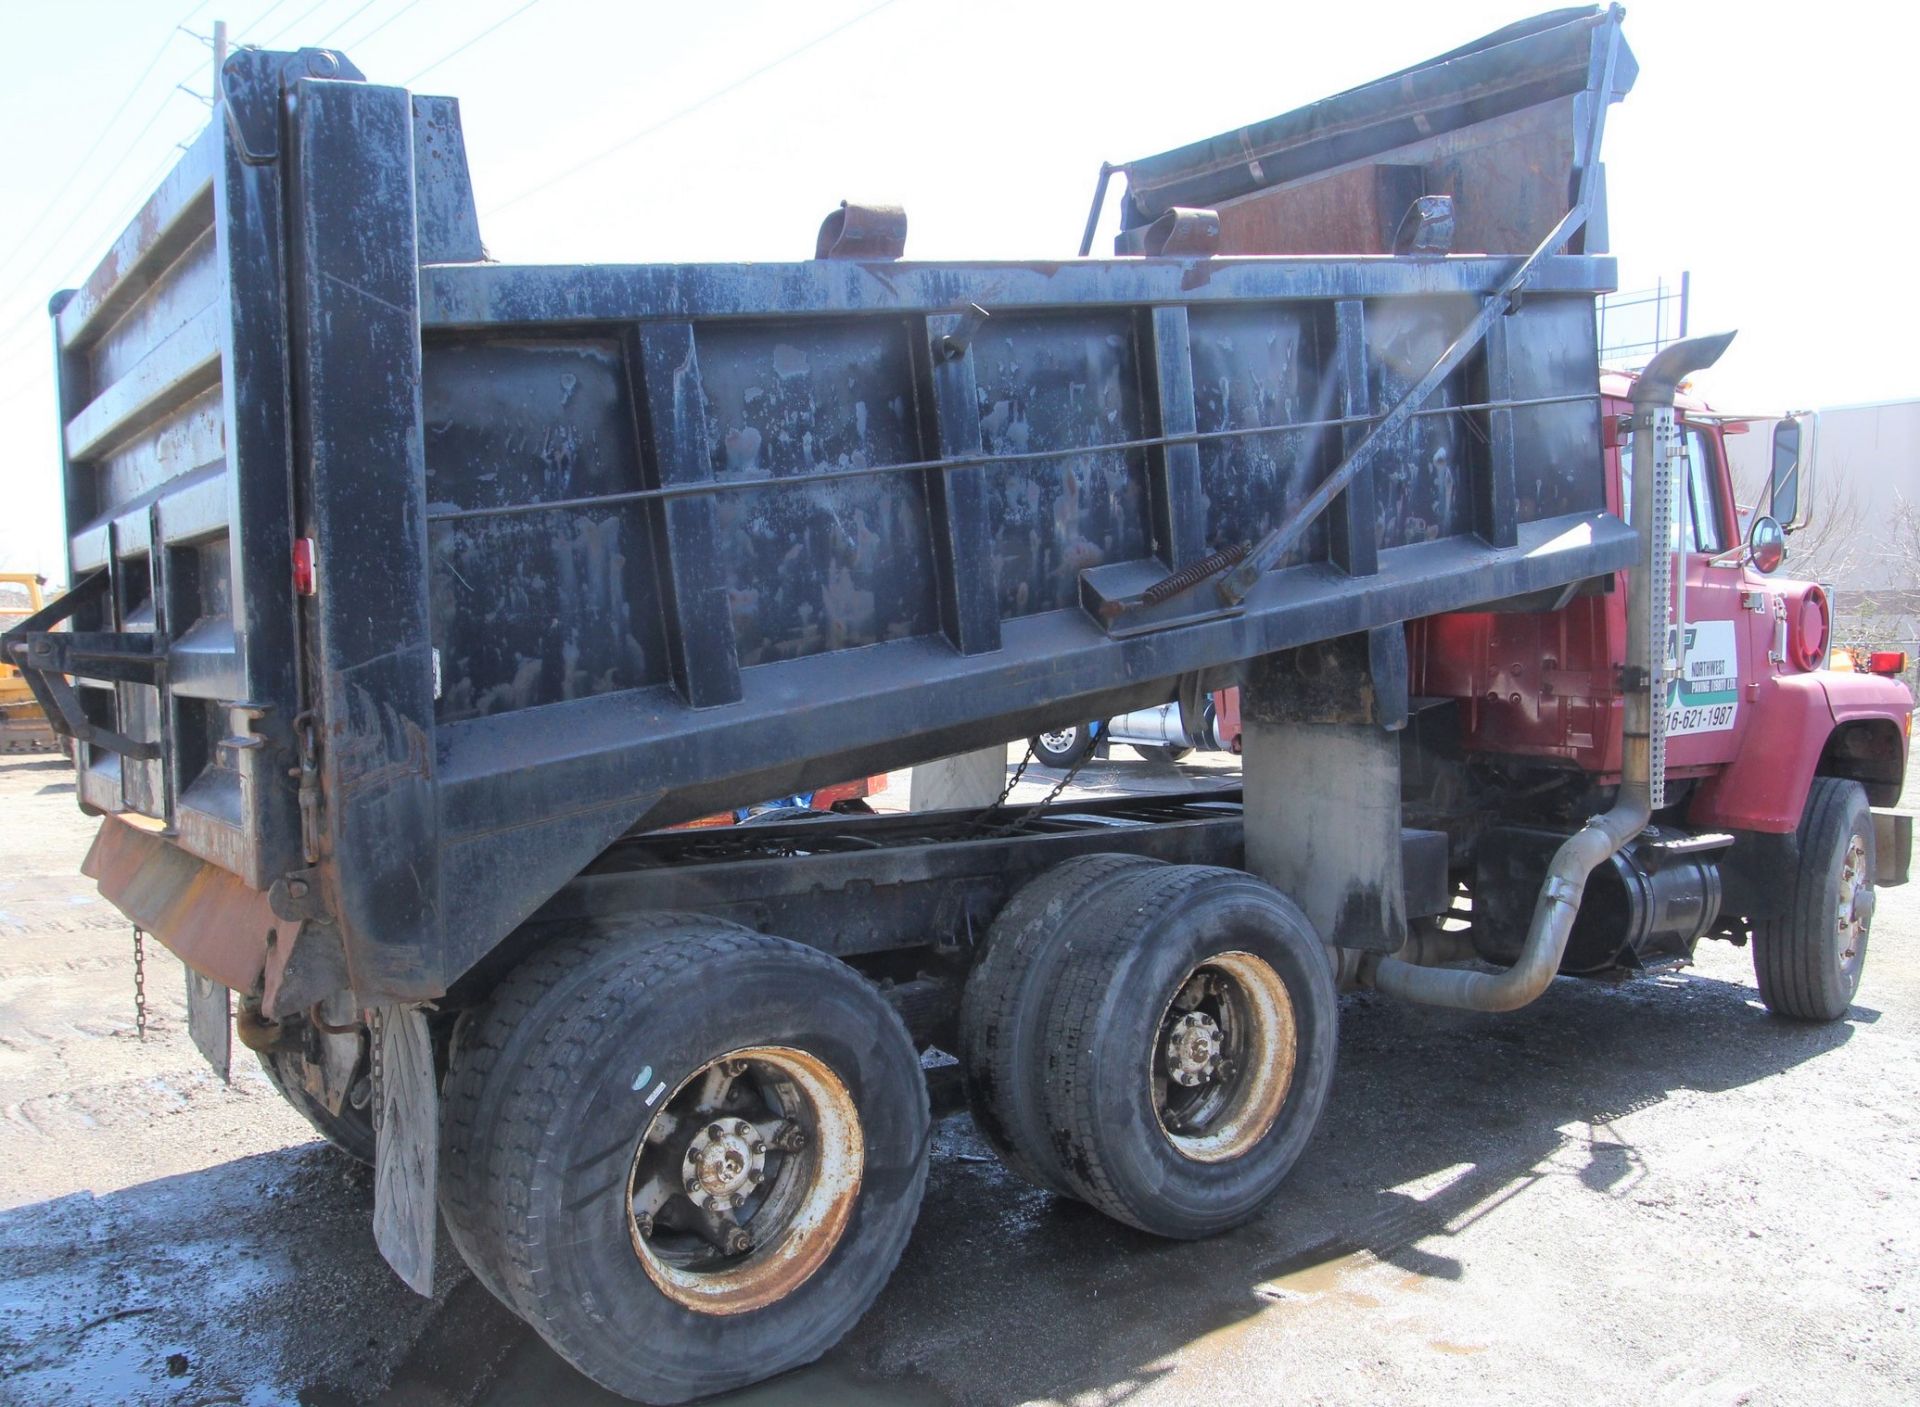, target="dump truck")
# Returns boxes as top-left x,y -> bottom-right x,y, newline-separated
6,7 -> 1911,1402
1,572 -> 60,751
